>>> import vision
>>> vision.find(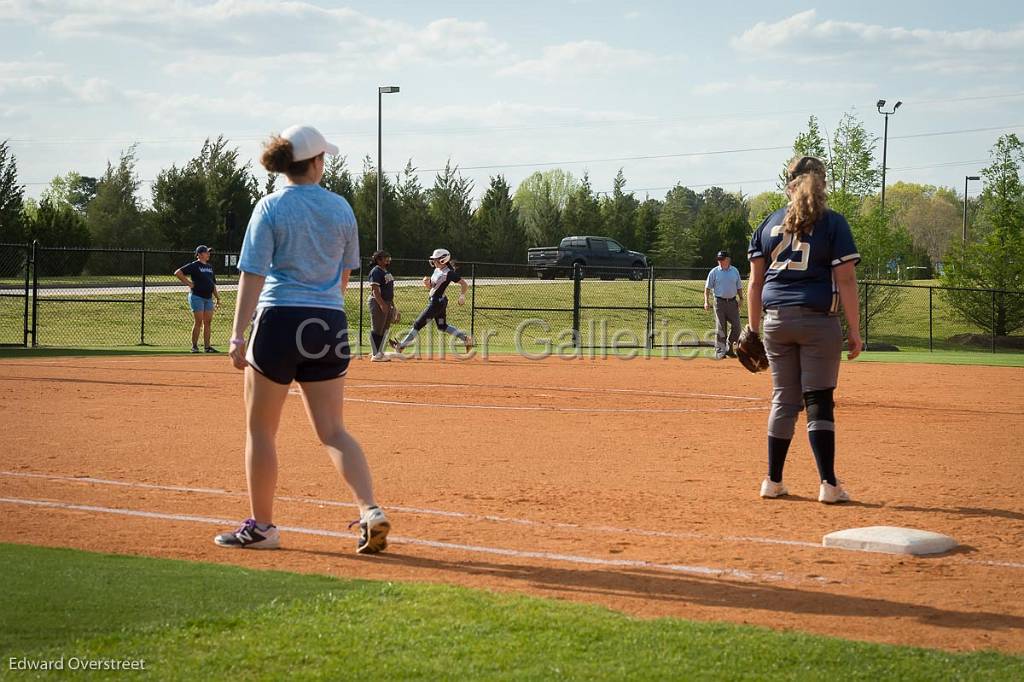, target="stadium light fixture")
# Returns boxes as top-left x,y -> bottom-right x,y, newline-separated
876,99 -> 902,213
